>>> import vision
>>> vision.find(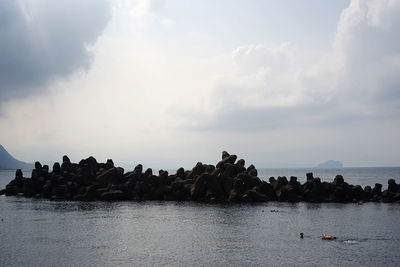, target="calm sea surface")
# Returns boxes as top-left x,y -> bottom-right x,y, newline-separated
1,168 -> 400,266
